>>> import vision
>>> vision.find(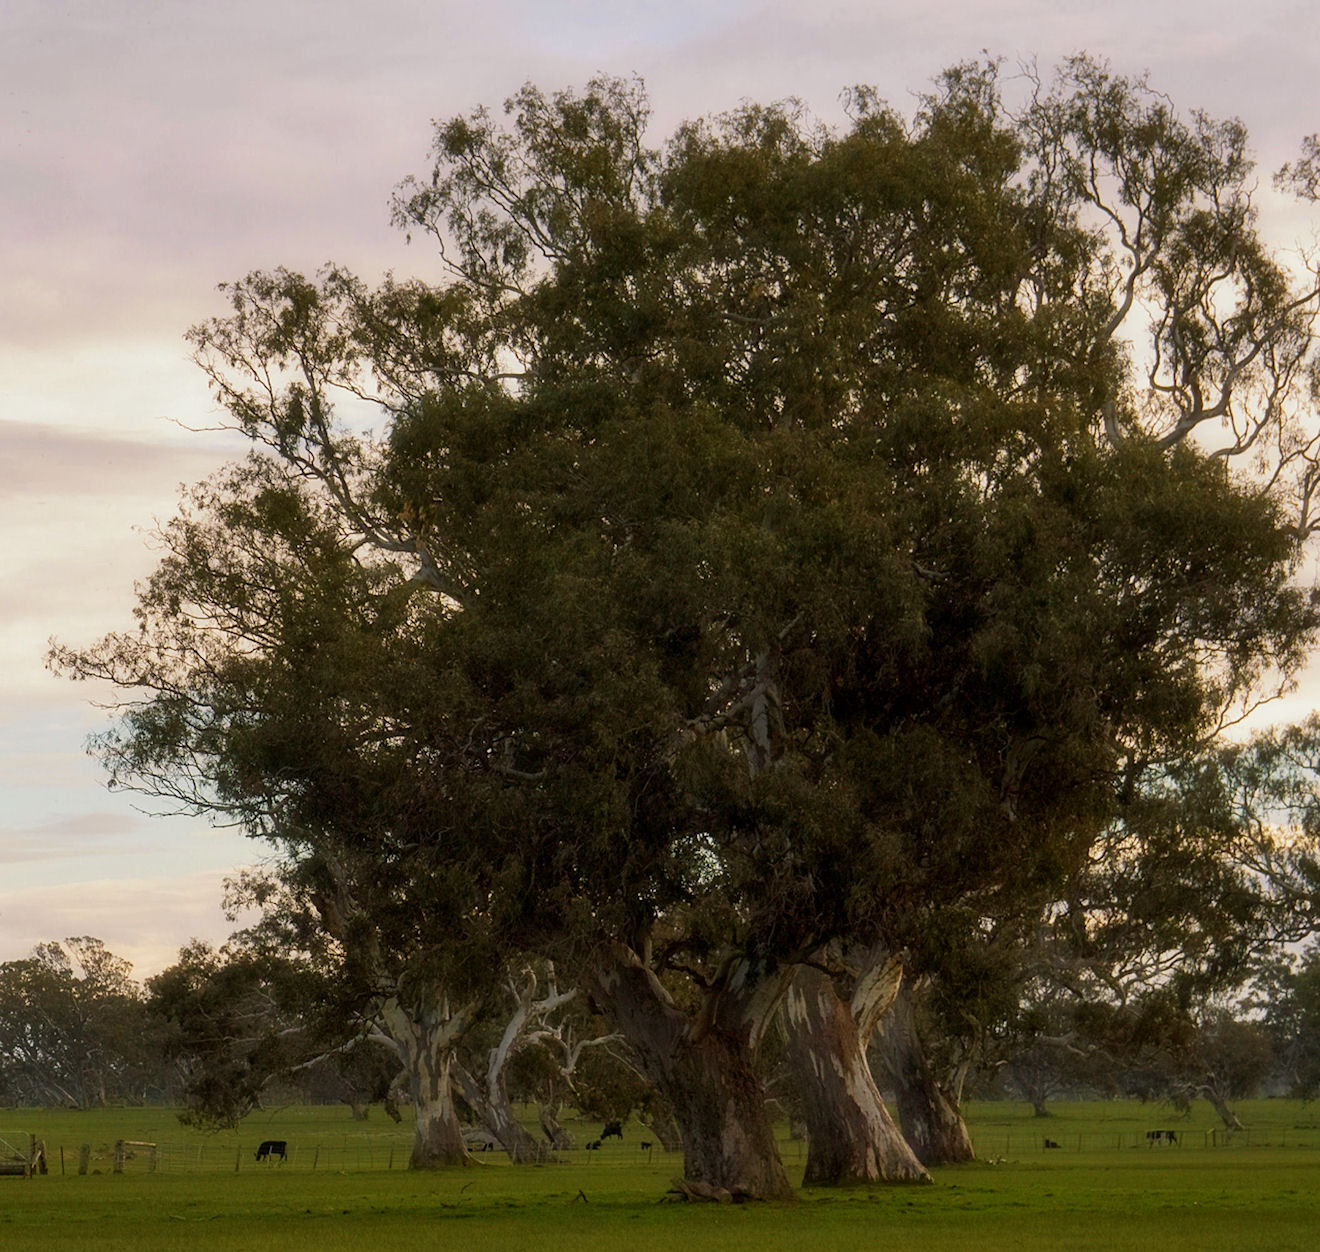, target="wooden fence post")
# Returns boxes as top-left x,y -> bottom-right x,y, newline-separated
114,1140 -> 156,1174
